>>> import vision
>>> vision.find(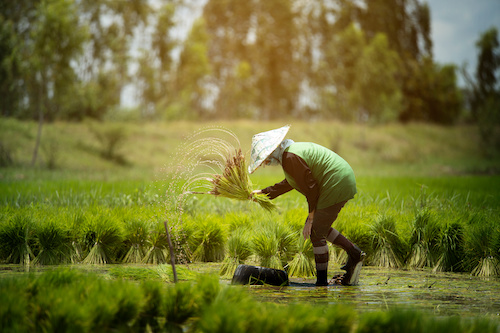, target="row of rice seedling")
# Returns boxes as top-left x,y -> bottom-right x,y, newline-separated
1,268 -> 498,333
1,201 -> 499,278
334,208 -> 500,277
0,207 -> 175,266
